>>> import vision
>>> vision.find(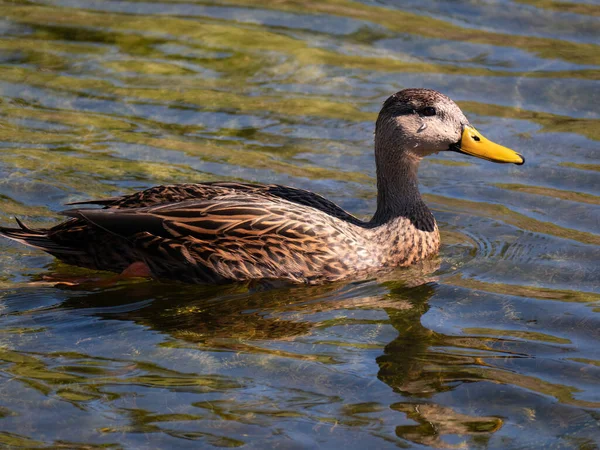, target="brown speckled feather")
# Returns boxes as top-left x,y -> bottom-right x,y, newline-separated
0,181 -> 439,284
60,186 -> 424,284
69,182 -> 363,225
